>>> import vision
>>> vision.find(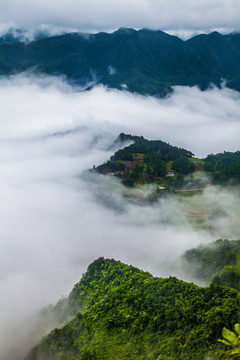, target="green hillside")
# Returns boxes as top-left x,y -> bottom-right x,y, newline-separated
94,134 -> 240,189
204,151 -> 240,184
94,133 -> 195,188
25,257 -> 240,360
0,28 -> 240,96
